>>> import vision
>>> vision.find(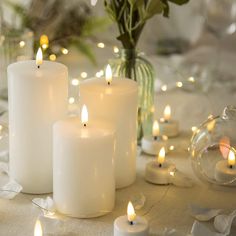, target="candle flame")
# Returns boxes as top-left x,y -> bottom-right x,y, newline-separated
81,105 -> 88,126
157,147 -> 165,165
105,64 -> 112,85
152,120 -> 160,137
34,220 -> 43,236
228,150 -> 235,167
164,105 -> 171,121
127,201 -> 136,223
36,47 -> 43,67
